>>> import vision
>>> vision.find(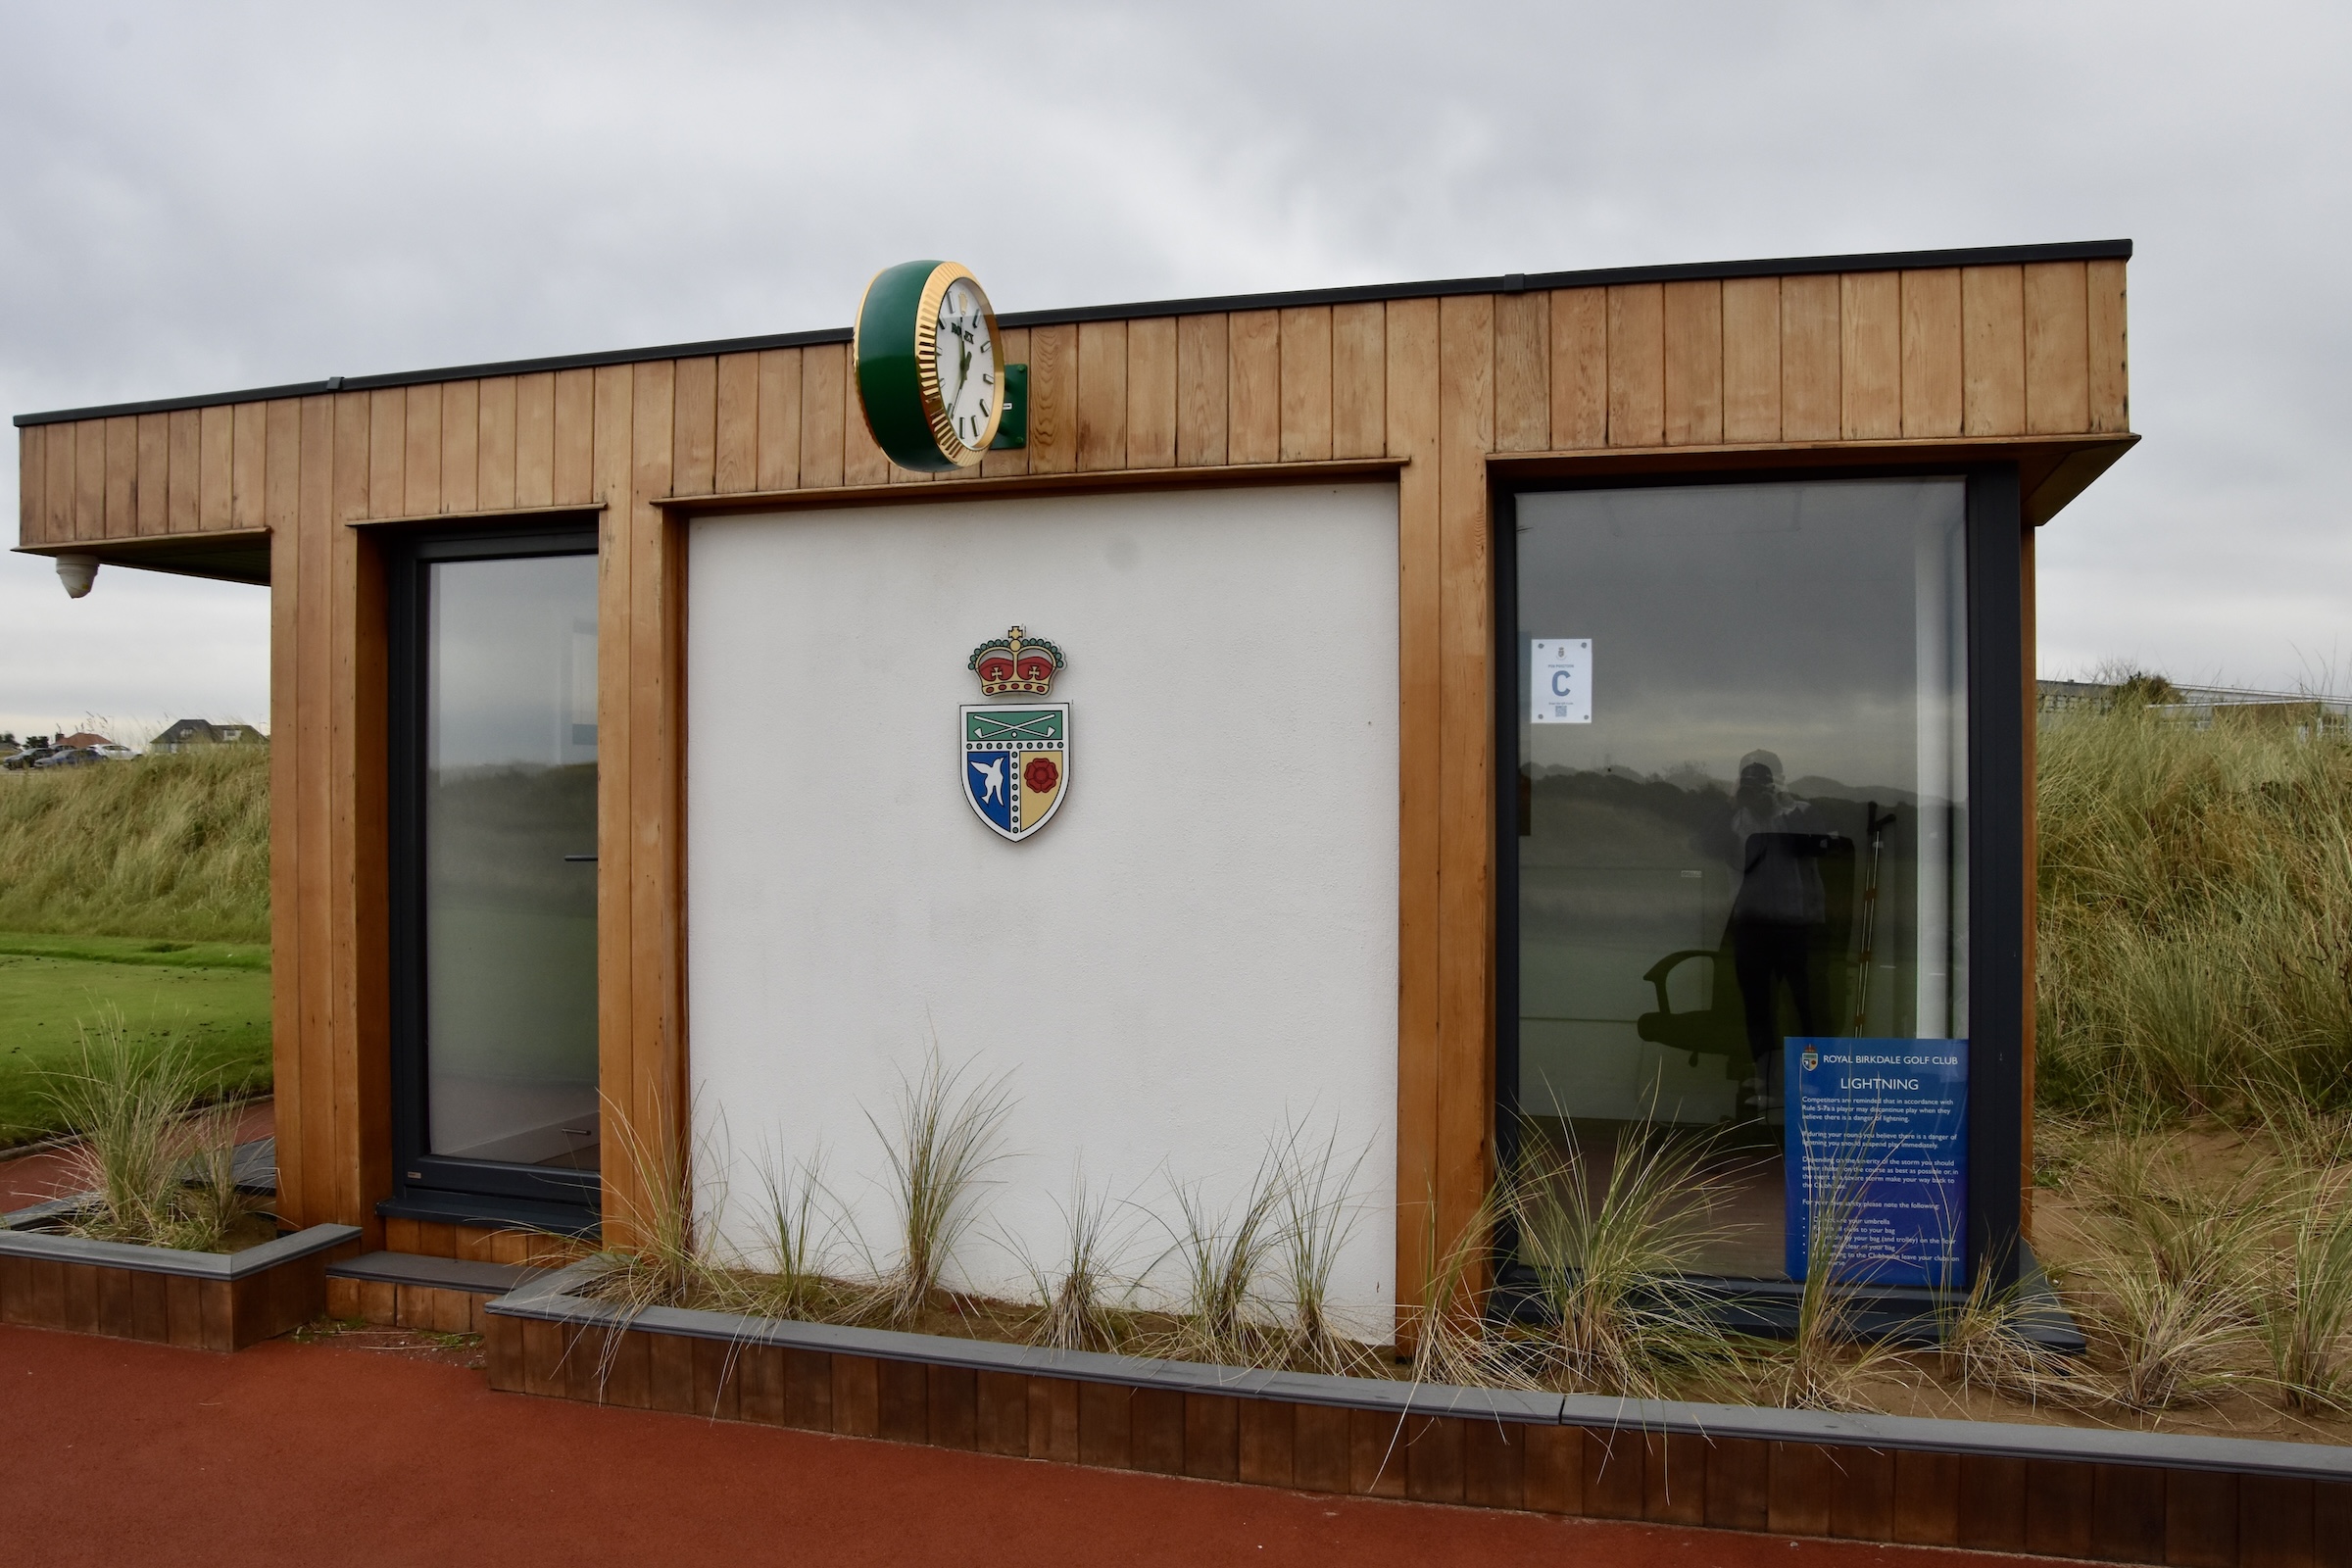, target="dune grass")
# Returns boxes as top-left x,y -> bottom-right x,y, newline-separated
32,1004 -> 262,1251
0,747 -> 269,944
2036,703 -> 2352,1124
